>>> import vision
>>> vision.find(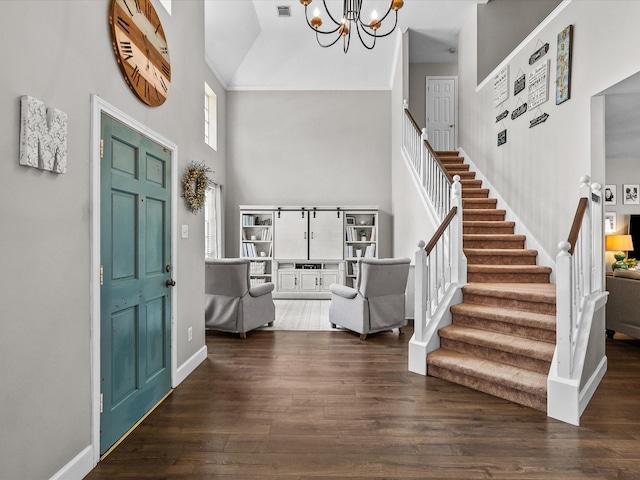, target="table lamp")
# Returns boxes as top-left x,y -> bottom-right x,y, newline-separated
605,234 -> 634,270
